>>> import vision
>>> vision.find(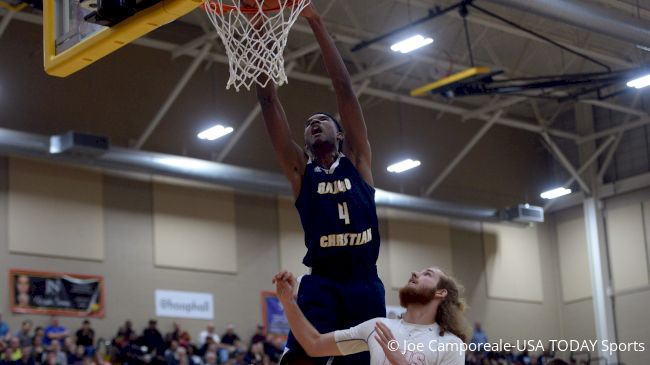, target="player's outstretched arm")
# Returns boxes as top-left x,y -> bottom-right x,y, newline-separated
302,5 -> 373,186
273,271 -> 342,357
256,81 -> 307,198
